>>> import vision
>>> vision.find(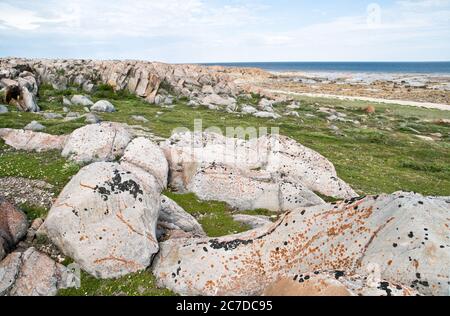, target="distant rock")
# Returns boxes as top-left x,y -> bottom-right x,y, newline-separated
43,113 -> 63,120
0,129 -> 67,152
253,111 -> 281,119
71,95 -> 93,107
201,94 -> 236,108
285,111 -> 300,118
0,105 -> 8,114
91,100 -> 116,113
0,248 -> 76,296
364,106 -> 376,114
24,121 -> 45,132
131,115 -> 149,123
43,162 -> 161,279
84,113 -> 101,124
62,122 -> 132,163
62,97 -> 72,107
153,193 -> 449,296
286,102 -> 300,110
241,105 -> 258,114
0,198 -> 28,261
